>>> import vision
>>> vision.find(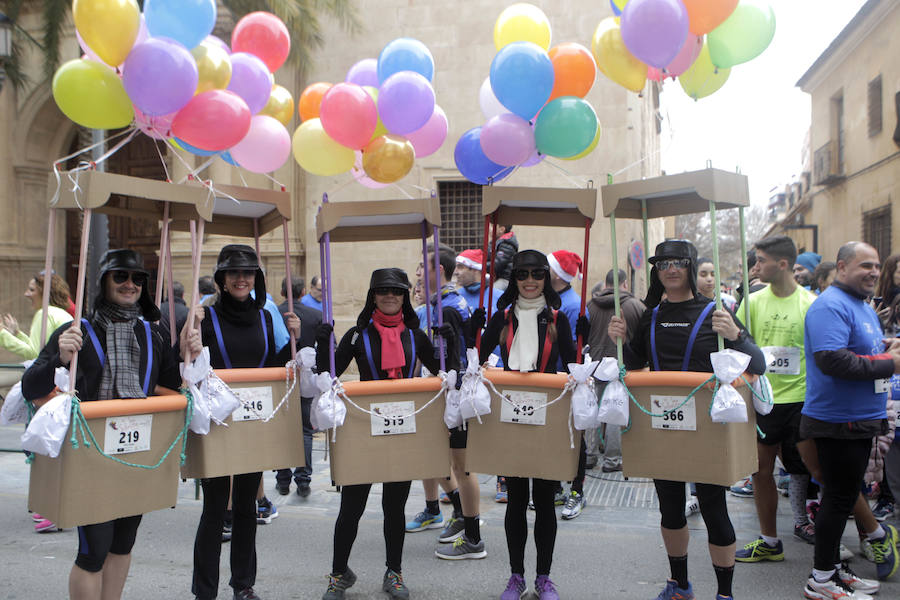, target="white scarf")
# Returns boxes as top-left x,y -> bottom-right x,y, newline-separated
508,296 -> 547,372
